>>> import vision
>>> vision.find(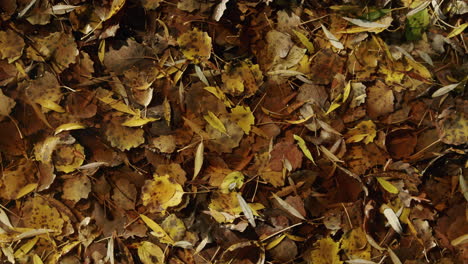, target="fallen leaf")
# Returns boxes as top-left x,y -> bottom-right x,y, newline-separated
177,28 -> 212,63
307,237 -> 343,264
141,174 -> 184,213
0,29 -> 25,63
